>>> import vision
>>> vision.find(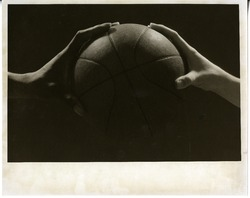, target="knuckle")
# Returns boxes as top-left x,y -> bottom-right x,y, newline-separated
189,47 -> 196,53
74,31 -> 81,38
188,47 -> 199,55
171,30 -> 178,36
76,30 -> 81,35
171,30 -> 179,39
184,76 -> 192,84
